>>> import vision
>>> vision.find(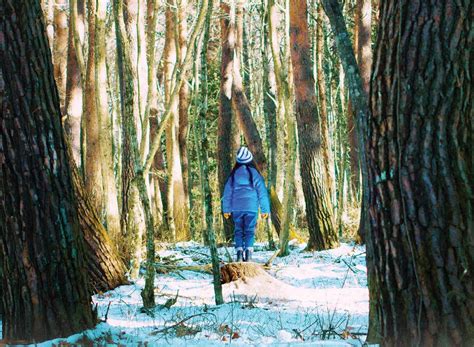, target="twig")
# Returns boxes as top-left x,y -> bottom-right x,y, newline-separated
224,246 -> 233,263
264,249 -> 281,267
150,312 -> 216,336
100,301 -> 112,322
